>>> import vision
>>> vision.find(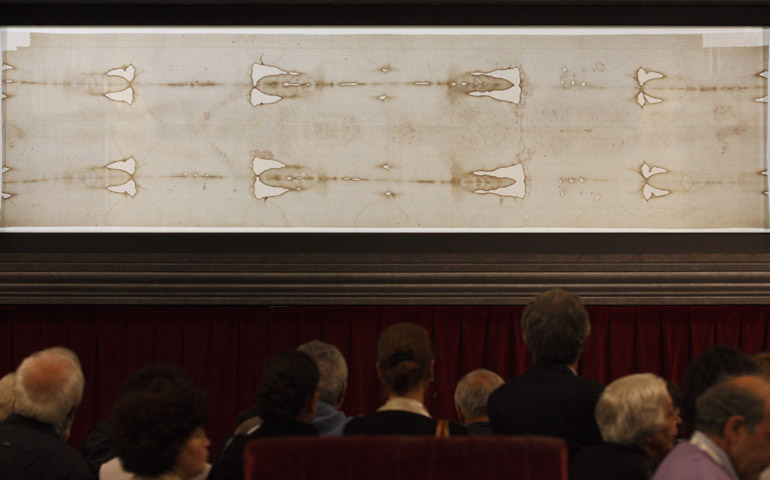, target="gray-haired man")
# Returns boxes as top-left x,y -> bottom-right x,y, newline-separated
454,369 -> 504,435
297,340 -> 351,435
